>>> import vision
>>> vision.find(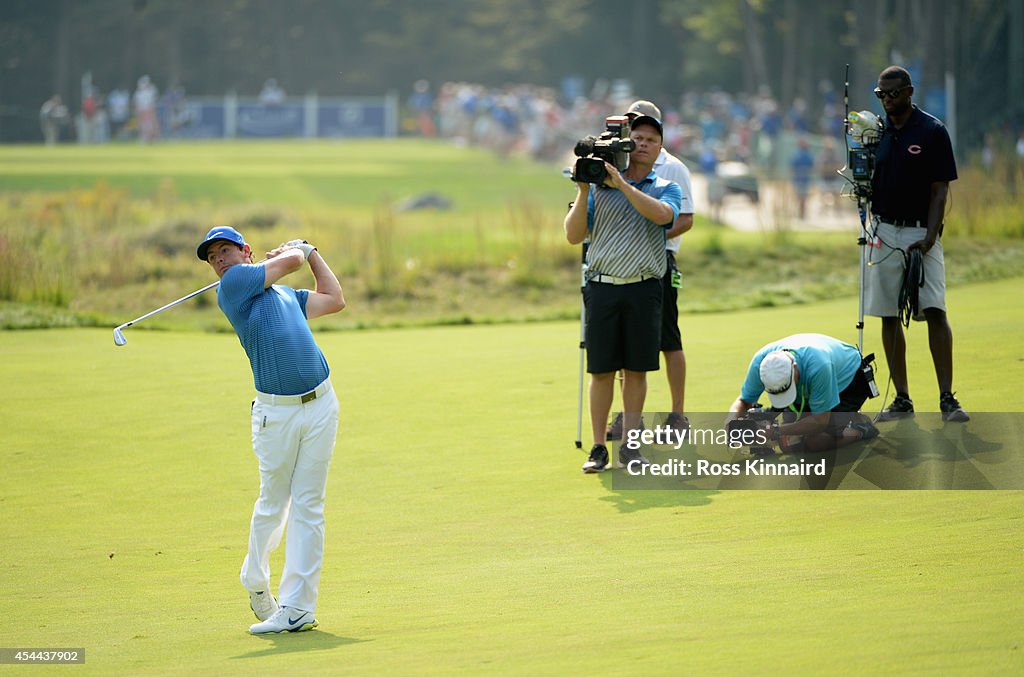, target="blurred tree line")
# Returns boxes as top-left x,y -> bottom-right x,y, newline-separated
1,0 -> 1021,146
